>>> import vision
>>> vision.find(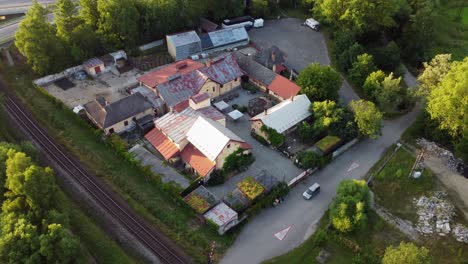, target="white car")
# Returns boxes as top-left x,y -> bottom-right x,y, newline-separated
303,183 -> 320,200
